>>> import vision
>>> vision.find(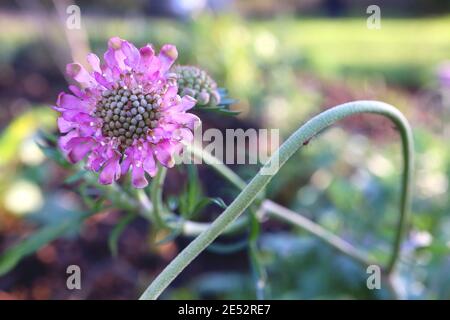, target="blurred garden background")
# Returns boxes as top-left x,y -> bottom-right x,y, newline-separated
1,0 -> 450,299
